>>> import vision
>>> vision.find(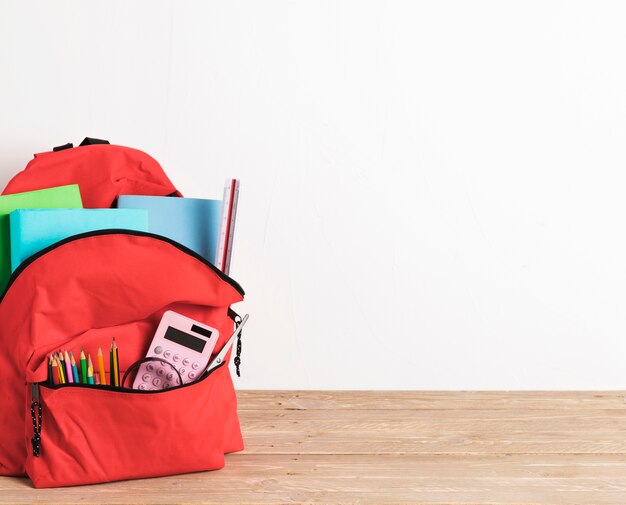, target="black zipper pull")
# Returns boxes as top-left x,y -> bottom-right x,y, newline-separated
30,384 -> 42,457
233,314 -> 243,377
